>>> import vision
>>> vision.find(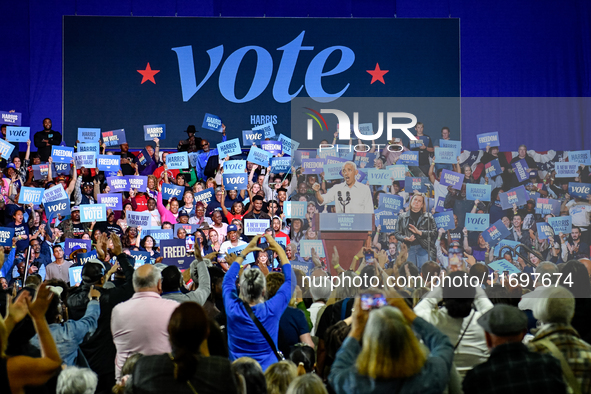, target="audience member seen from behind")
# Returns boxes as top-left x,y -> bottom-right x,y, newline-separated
265,360 -> 298,394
